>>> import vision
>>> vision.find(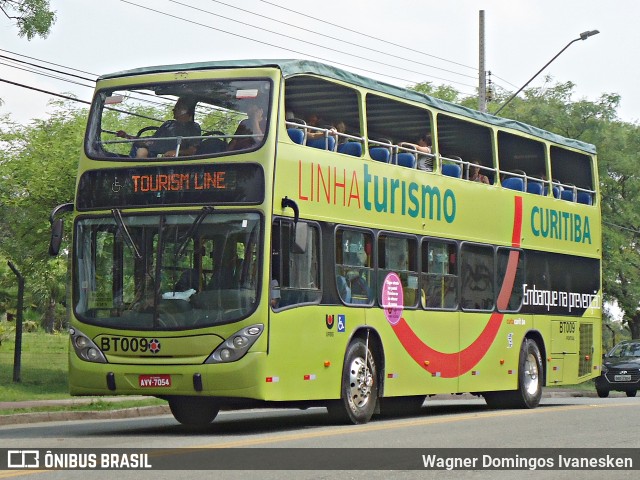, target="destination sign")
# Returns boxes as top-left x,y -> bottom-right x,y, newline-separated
76,164 -> 264,210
